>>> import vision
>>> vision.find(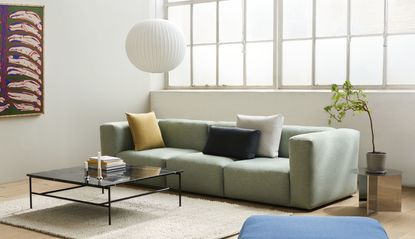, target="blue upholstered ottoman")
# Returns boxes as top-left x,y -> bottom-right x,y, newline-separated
239,216 -> 388,239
